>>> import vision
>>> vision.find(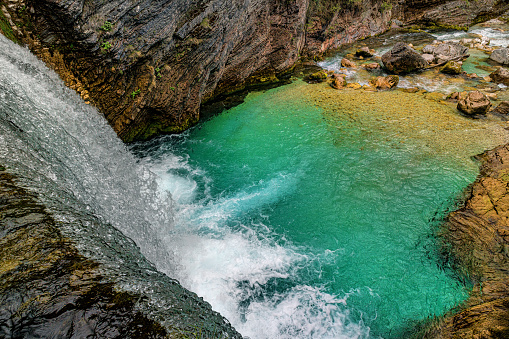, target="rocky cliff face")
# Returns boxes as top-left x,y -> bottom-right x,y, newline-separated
0,168 -> 242,338
2,0 -> 508,142
427,145 -> 509,338
398,0 -> 509,27
4,0 -> 309,142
